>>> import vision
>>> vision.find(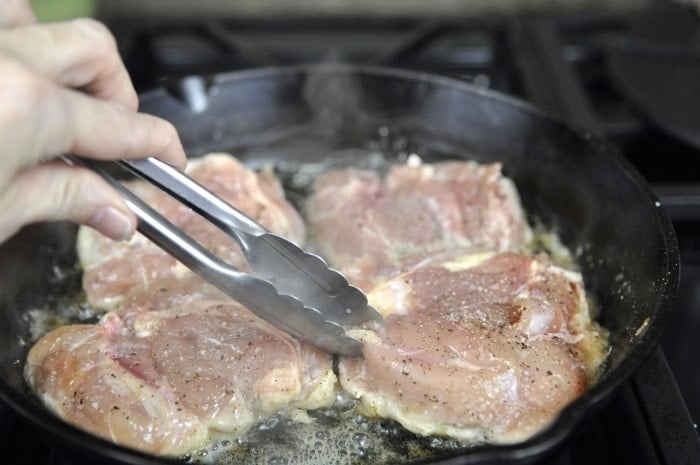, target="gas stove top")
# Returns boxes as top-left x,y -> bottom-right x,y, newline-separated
3,5 -> 700,465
